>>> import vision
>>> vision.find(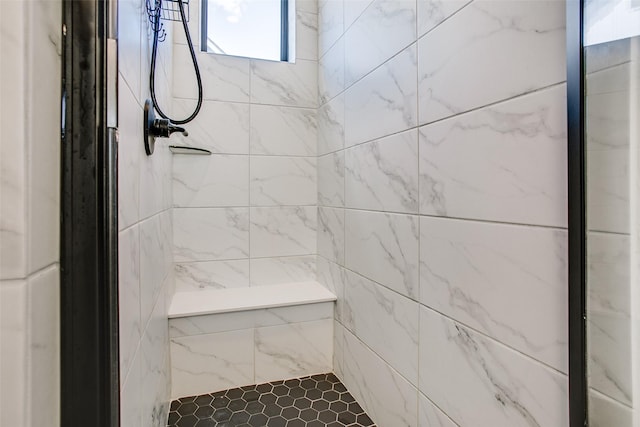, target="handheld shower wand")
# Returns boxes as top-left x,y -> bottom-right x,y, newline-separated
144,0 -> 202,155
